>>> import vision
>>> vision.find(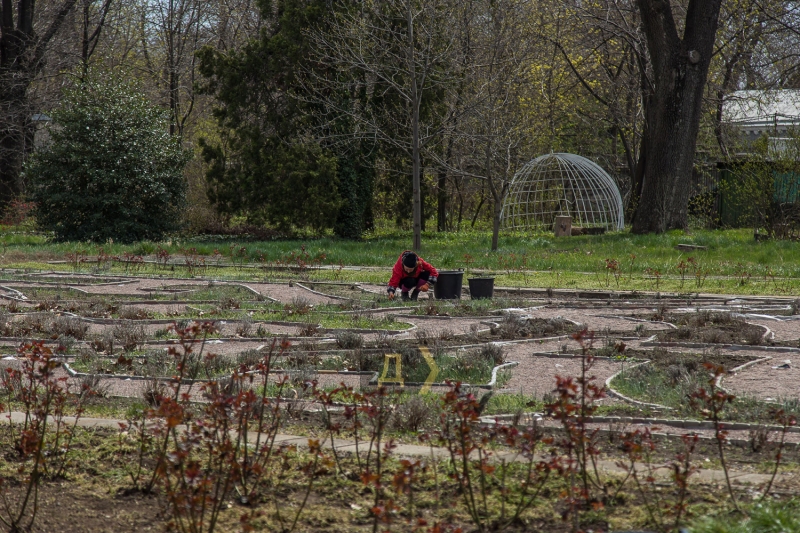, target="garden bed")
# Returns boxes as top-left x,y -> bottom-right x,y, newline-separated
655,311 -> 767,345
65,342 -> 514,387
609,348 -> 765,415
